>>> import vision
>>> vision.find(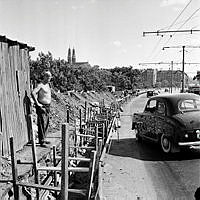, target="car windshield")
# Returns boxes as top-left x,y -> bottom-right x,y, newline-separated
178,99 -> 200,112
